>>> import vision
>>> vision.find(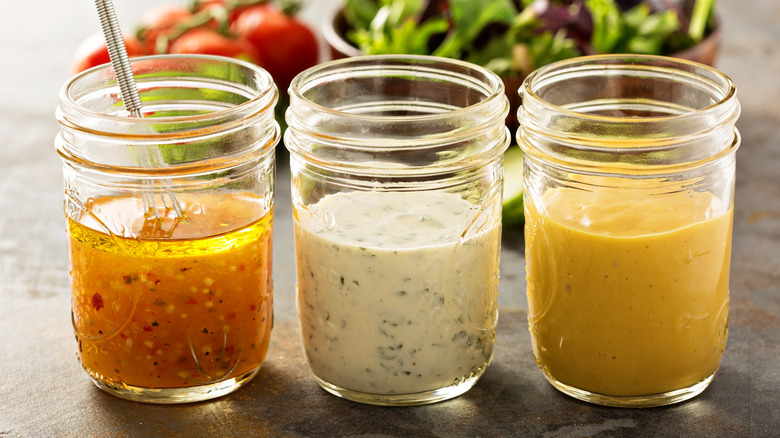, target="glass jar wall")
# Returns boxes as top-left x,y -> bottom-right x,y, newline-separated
285,55 -> 510,406
517,55 -> 740,407
56,55 -> 279,403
